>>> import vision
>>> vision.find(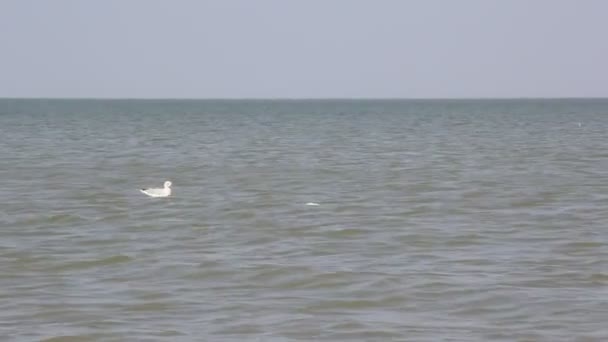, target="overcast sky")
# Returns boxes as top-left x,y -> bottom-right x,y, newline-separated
1,0 -> 606,99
